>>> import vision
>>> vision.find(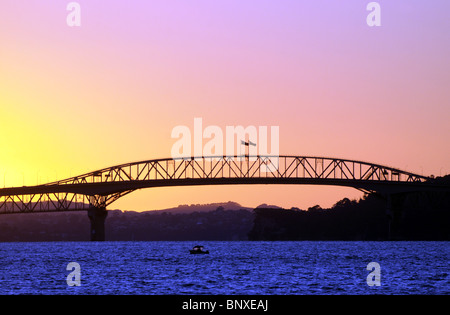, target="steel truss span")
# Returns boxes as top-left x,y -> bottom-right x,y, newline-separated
0,155 -> 441,214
